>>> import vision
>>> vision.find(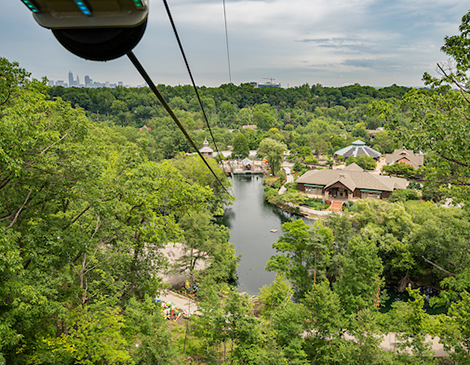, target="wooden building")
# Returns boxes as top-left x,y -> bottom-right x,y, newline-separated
296,163 -> 408,201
